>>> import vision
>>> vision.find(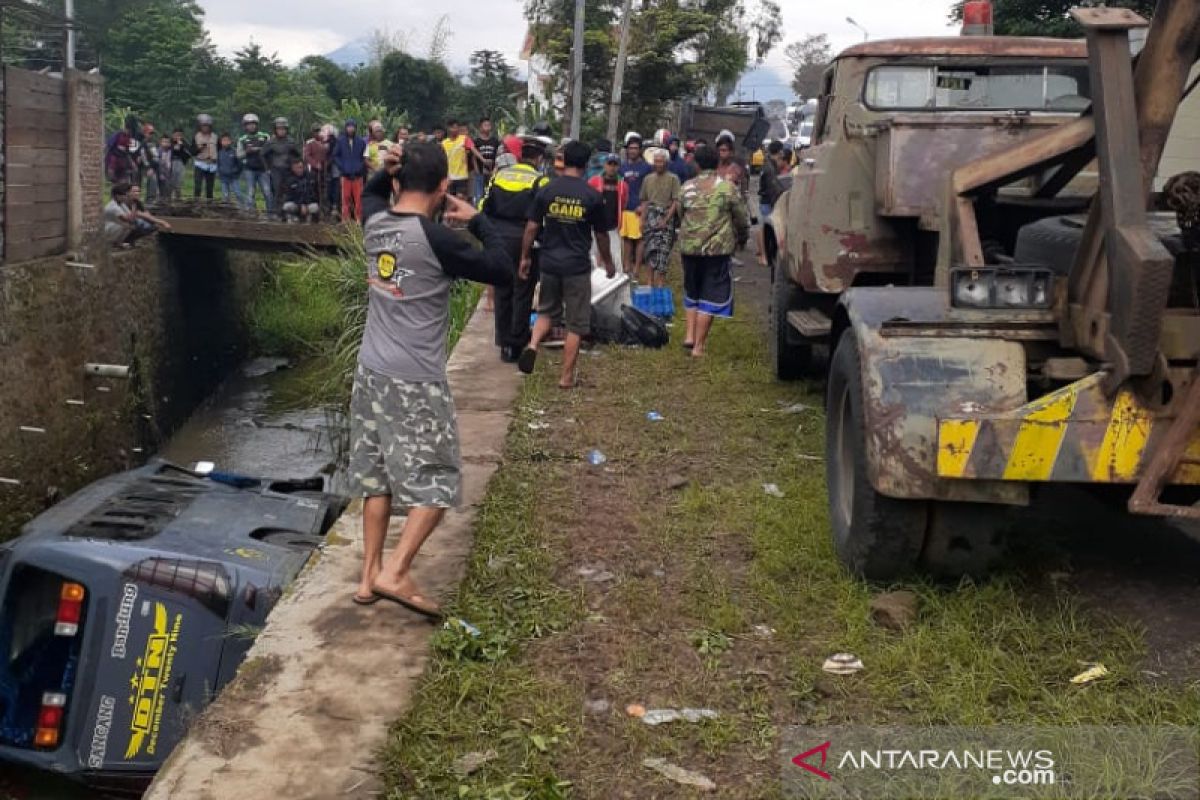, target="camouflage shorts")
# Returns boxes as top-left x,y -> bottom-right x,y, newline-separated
348,364 -> 461,509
